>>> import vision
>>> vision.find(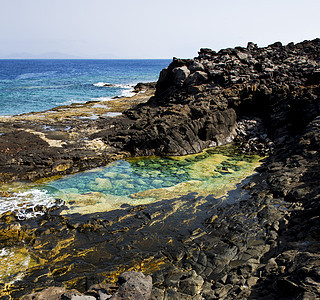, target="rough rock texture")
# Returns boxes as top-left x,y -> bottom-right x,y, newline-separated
21,287 -> 69,300
0,83 -> 154,183
110,271 -> 152,299
1,39 -> 320,299
2,39 -> 320,182
20,272 -> 151,300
